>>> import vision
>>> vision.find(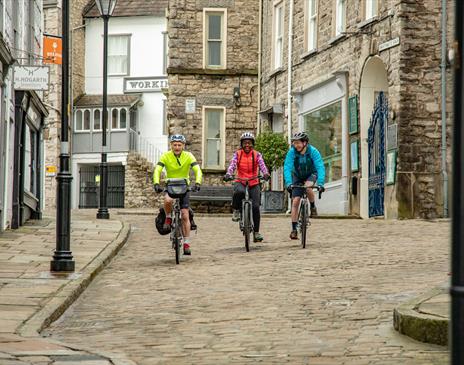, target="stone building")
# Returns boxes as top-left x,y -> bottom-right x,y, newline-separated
43,0 -> 88,210
166,0 -> 260,185
0,0 -> 49,230
260,0 -> 454,219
